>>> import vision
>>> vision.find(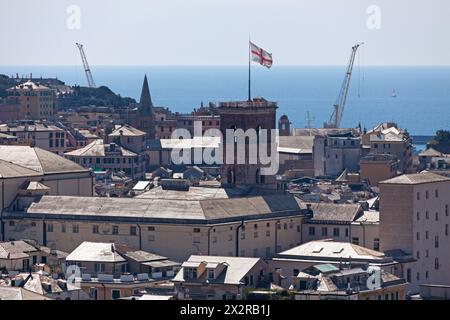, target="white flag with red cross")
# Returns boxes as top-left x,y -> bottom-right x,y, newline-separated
250,42 -> 273,68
